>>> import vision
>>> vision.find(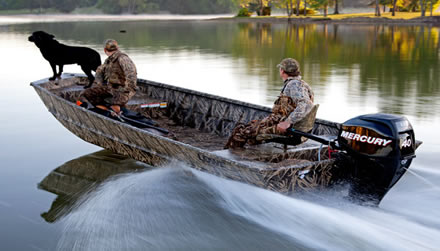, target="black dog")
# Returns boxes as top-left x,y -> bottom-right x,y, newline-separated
29,31 -> 101,87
